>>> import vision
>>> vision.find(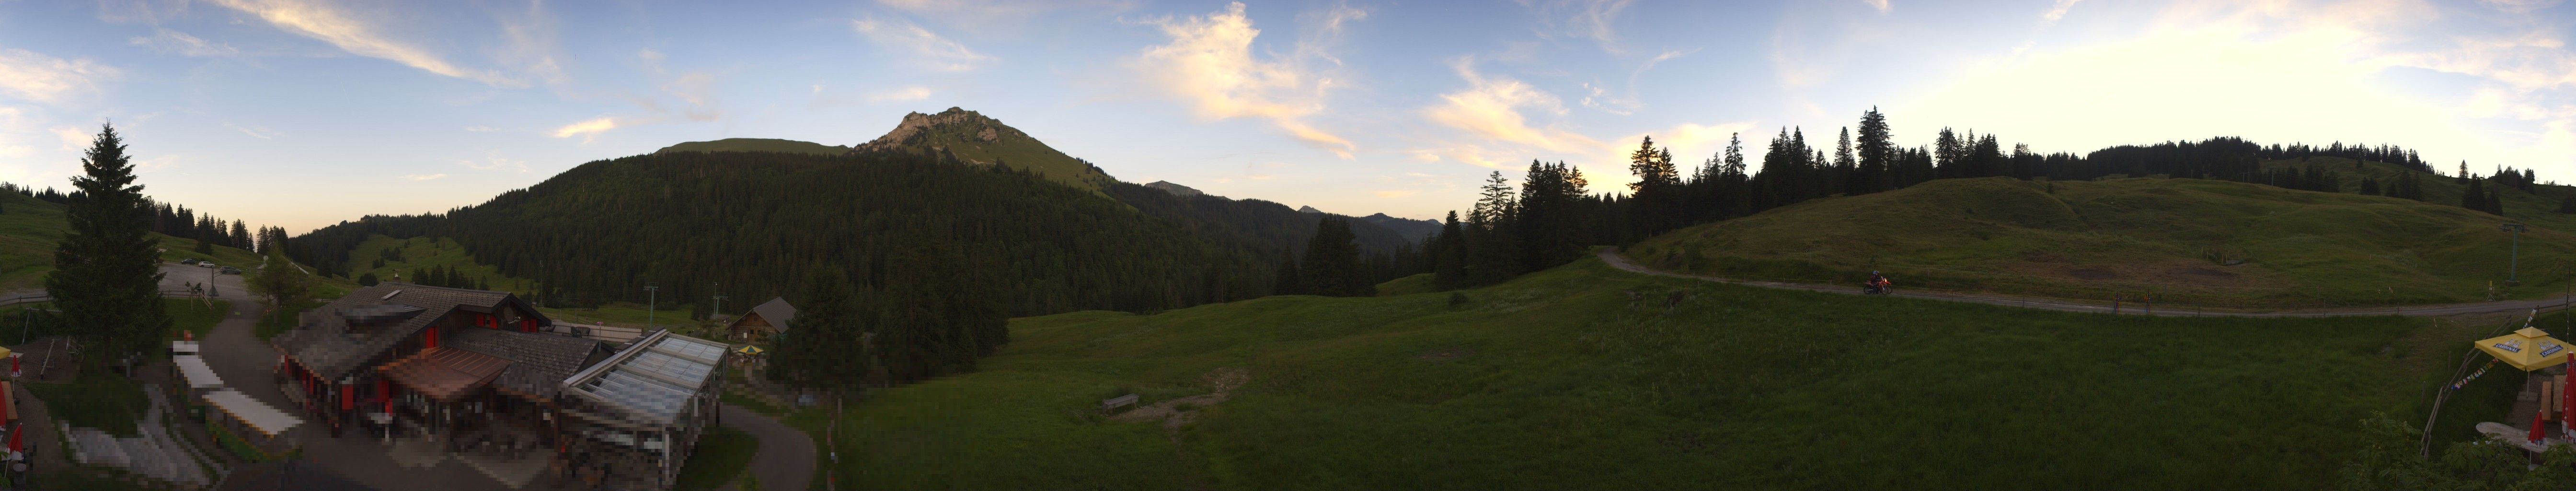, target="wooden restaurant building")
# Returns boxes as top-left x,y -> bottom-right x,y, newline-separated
271,283 -> 730,488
